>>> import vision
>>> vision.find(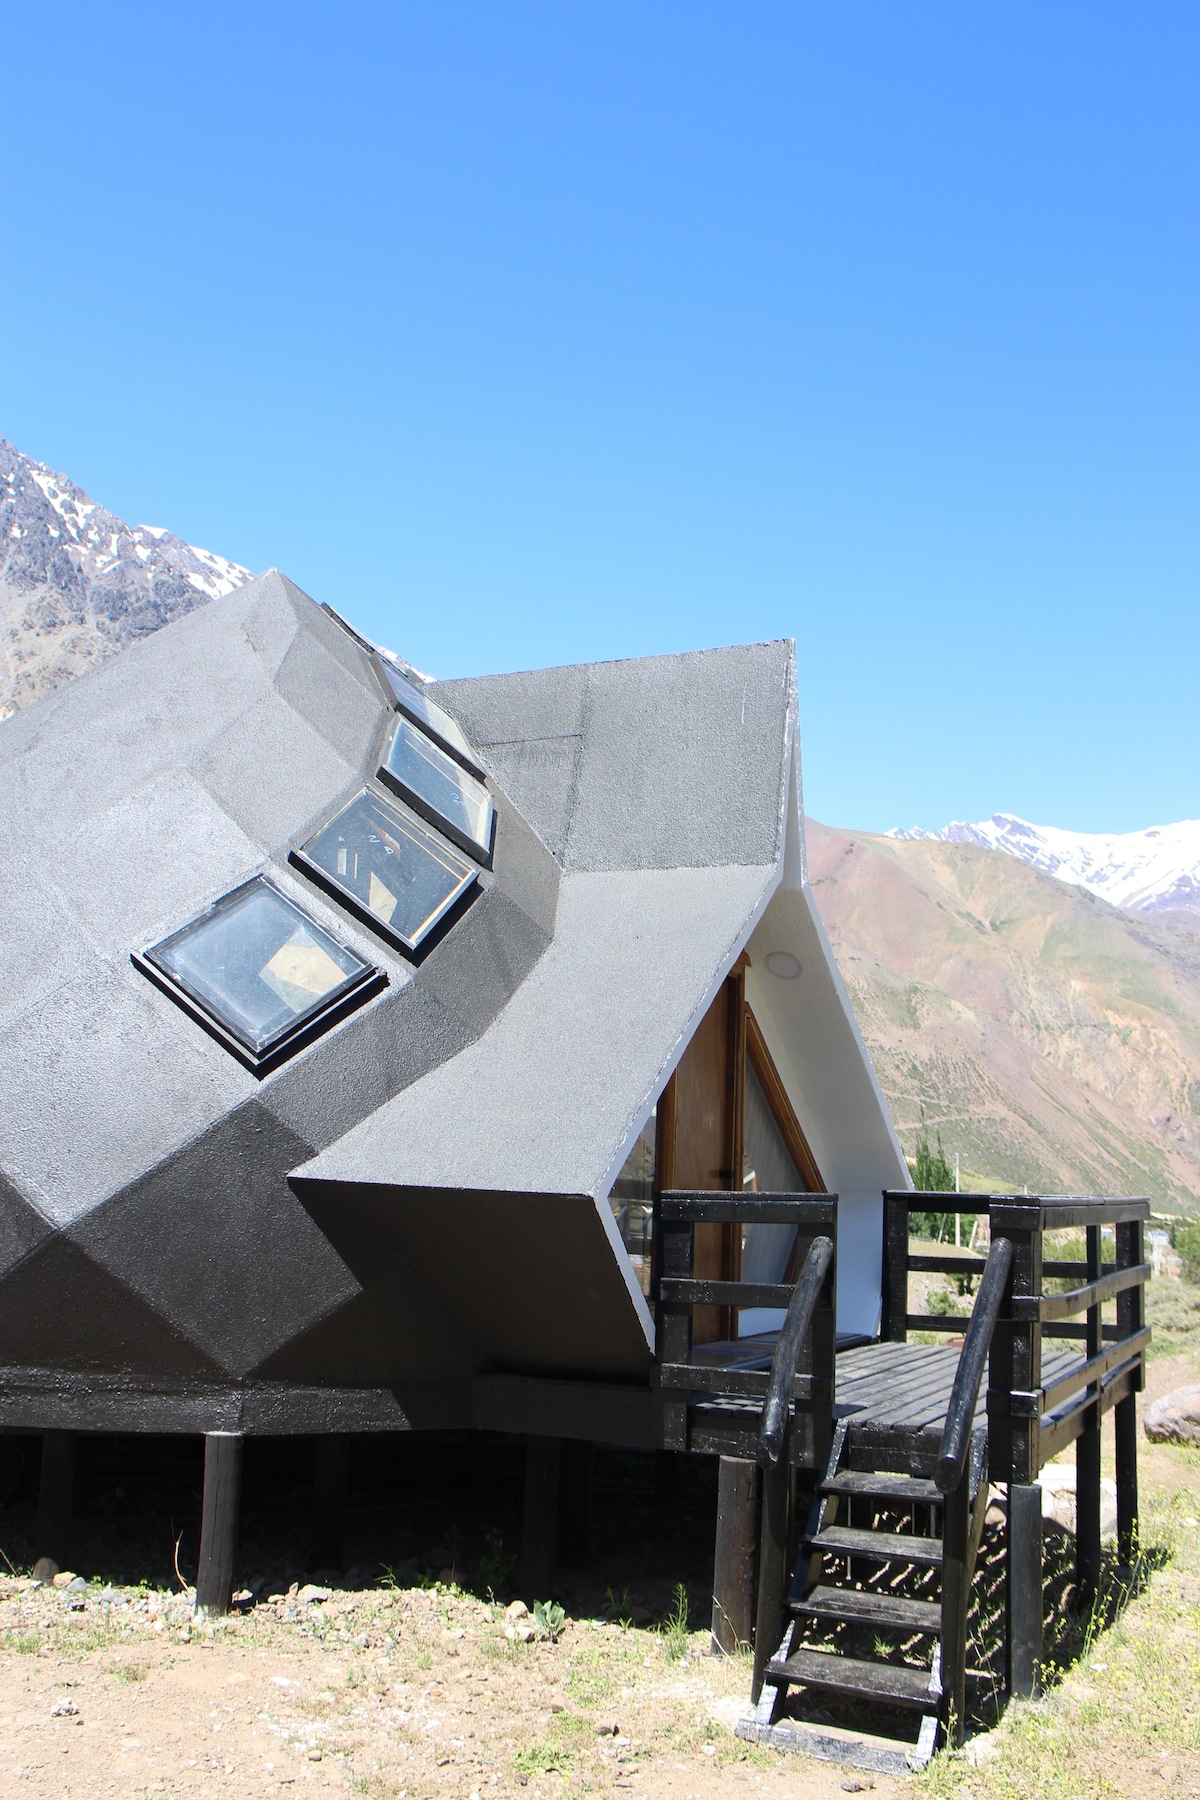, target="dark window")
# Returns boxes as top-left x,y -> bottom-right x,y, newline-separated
609,1110 -> 656,1296
378,658 -> 481,772
293,788 -> 477,955
136,876 -> 381,1068
379,716 -> 494,862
